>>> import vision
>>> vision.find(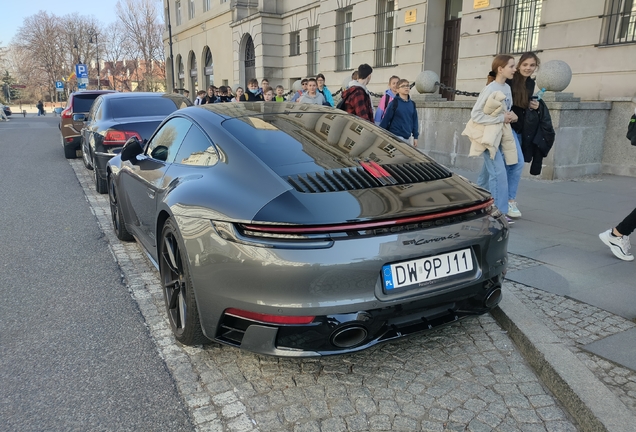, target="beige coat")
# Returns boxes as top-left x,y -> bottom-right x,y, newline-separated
462,91 -> 517,165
